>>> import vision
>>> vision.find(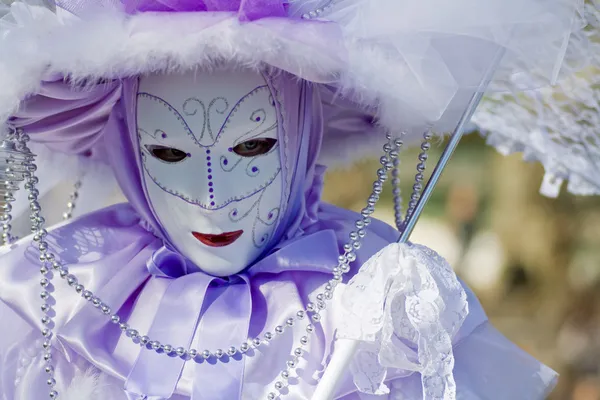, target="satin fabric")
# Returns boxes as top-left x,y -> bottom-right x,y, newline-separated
2,70 -> 405,398
116,71 -> 335,398
0,70 -> 557,399
0,203 -> 560,400
9,76 -> 121,163
0,202 -> 412,398
54,0 -> 287,20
